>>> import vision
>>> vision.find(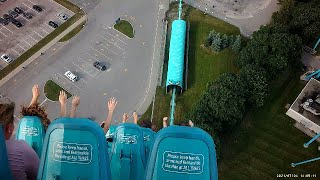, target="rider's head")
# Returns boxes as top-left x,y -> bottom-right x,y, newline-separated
0,102 -> 15,140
